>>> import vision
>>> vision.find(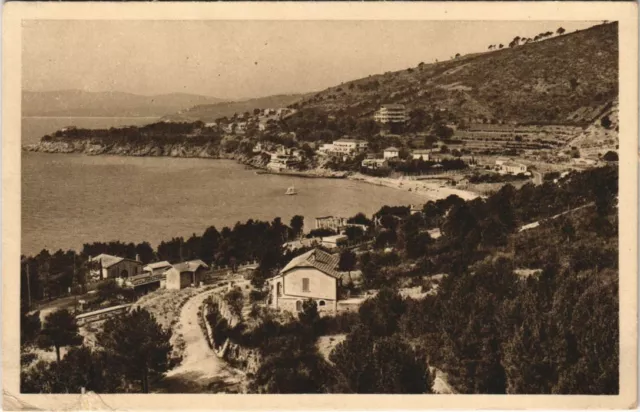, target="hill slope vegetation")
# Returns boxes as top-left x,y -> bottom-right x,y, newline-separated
292,22 -> 618,126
